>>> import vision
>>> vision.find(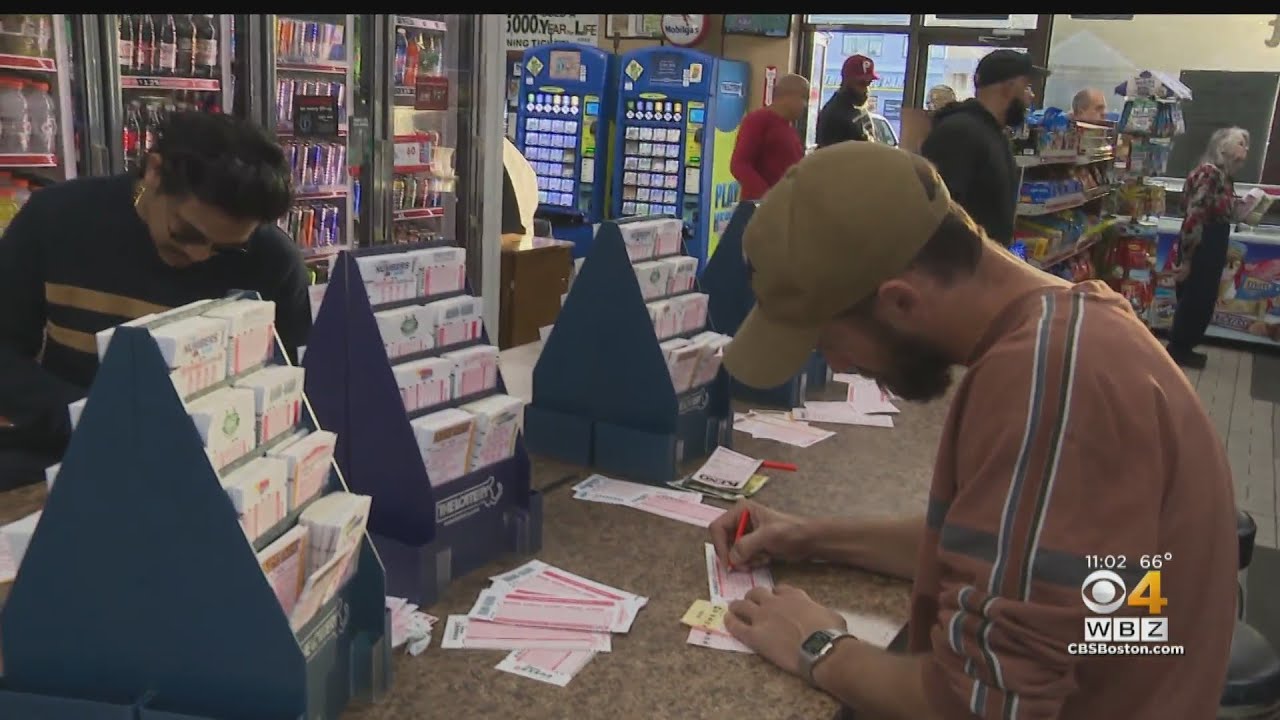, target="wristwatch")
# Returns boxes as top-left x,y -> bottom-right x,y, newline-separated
799,628 -> 853,687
